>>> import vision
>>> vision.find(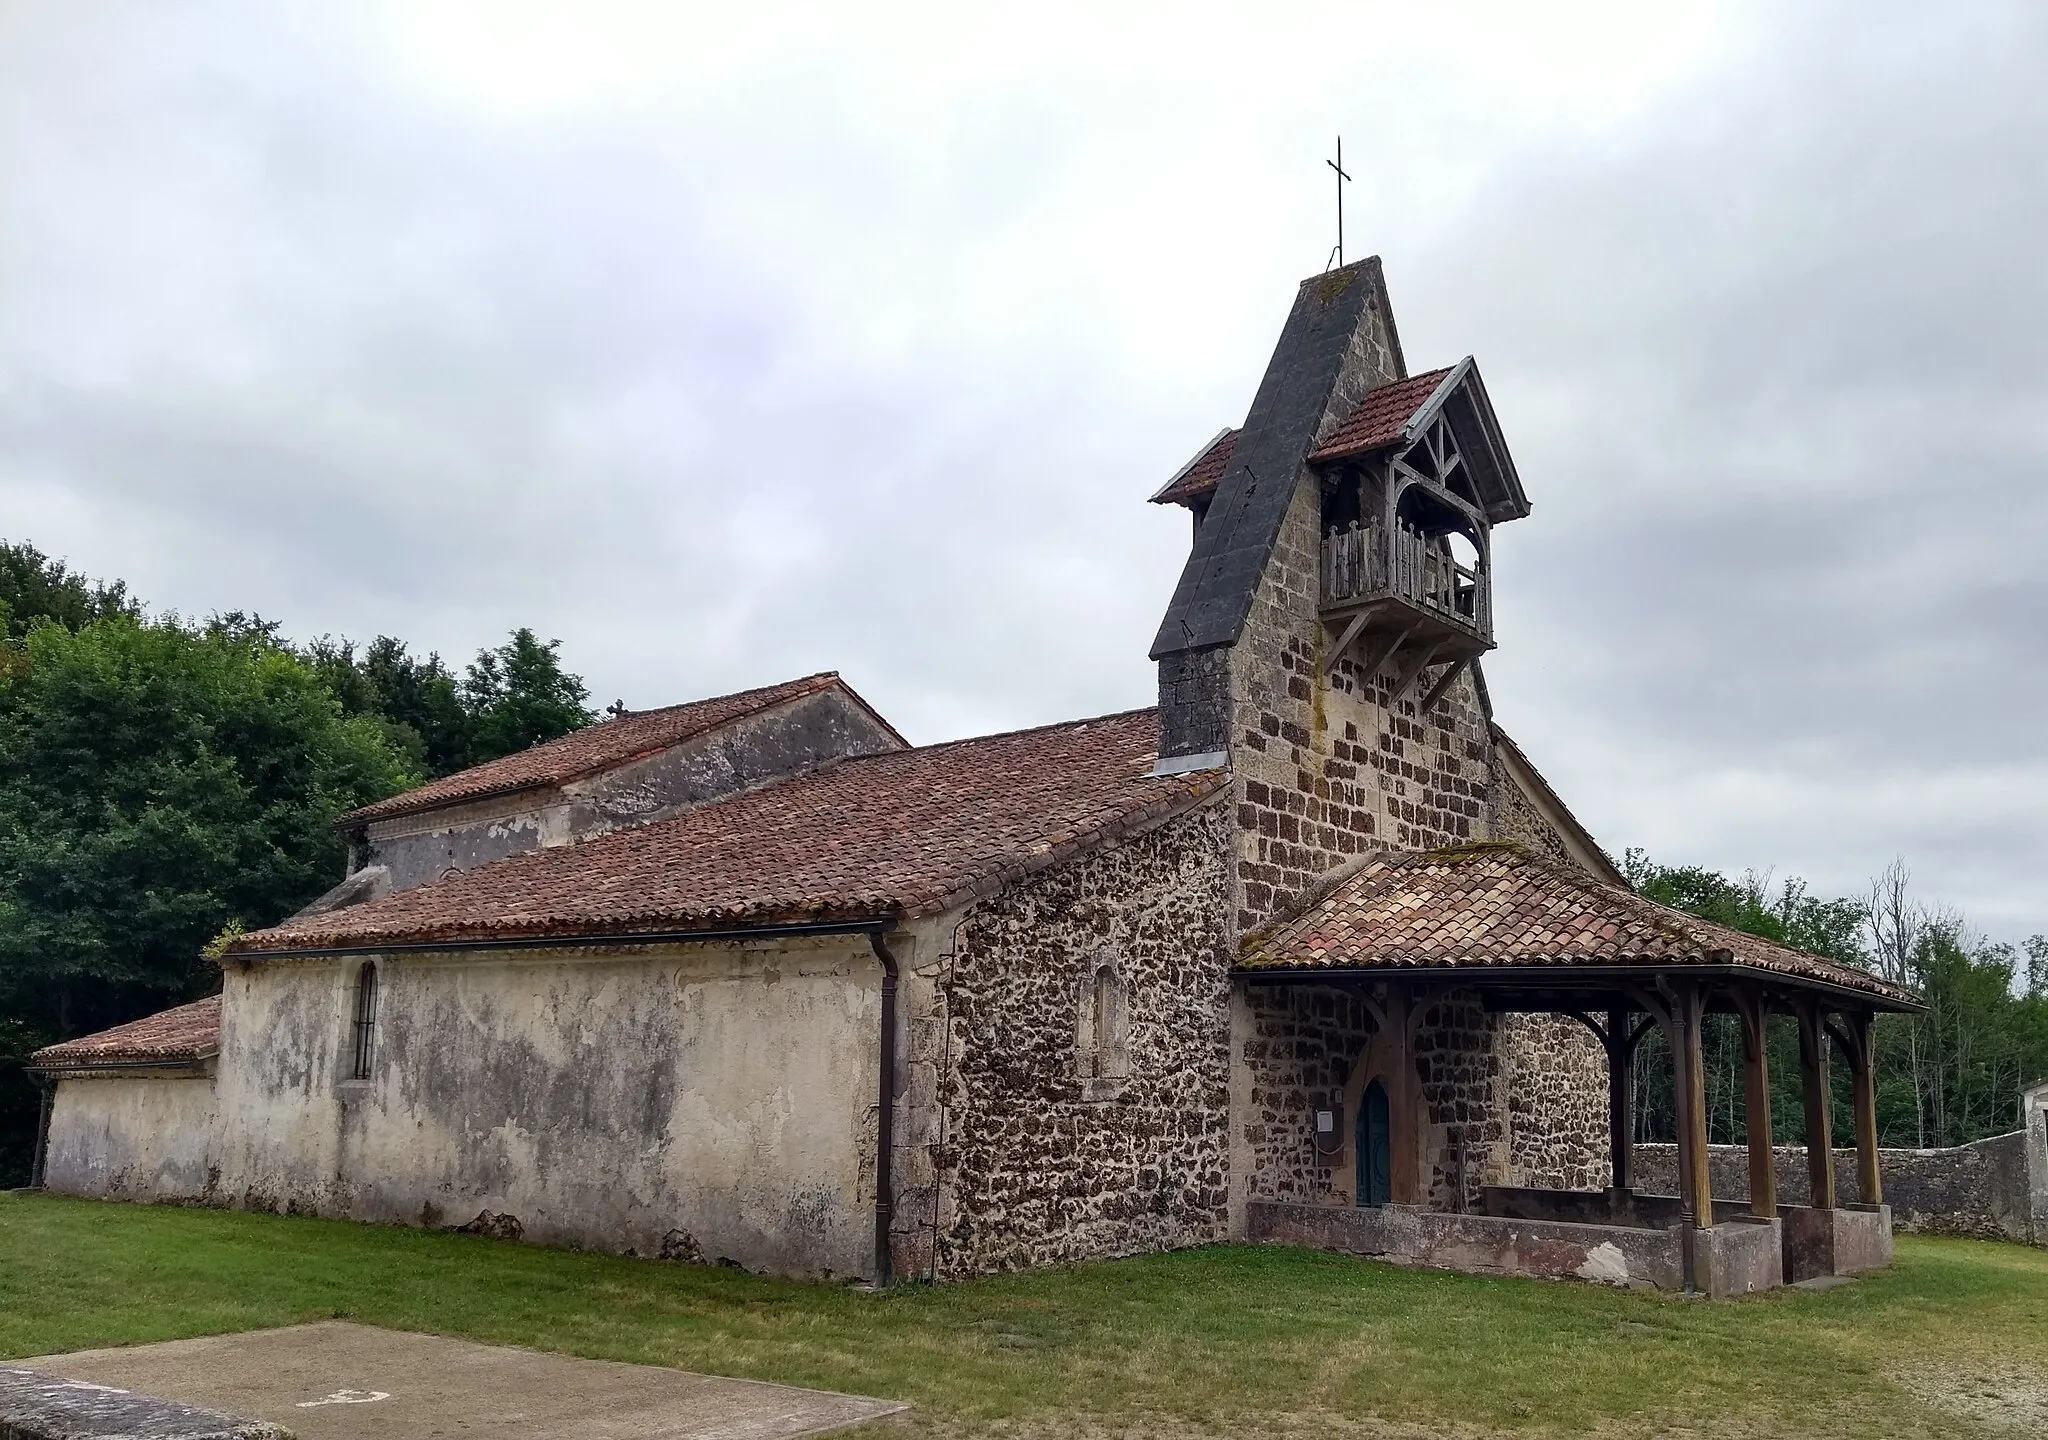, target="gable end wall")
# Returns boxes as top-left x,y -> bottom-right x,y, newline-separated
361,688 -> 901,892
904,798 -> 1235,1279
